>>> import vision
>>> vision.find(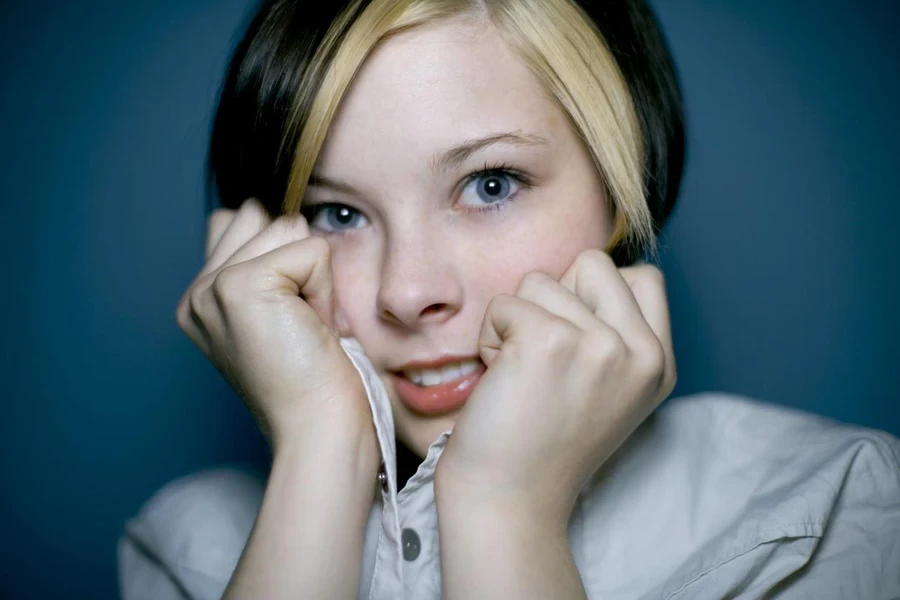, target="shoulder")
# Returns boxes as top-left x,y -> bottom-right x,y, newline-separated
657,392 -> 900,492
596,392 -> 900,506
118,467 -> 265,600
657,392 -> 900,550
573,393 -> 900,599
